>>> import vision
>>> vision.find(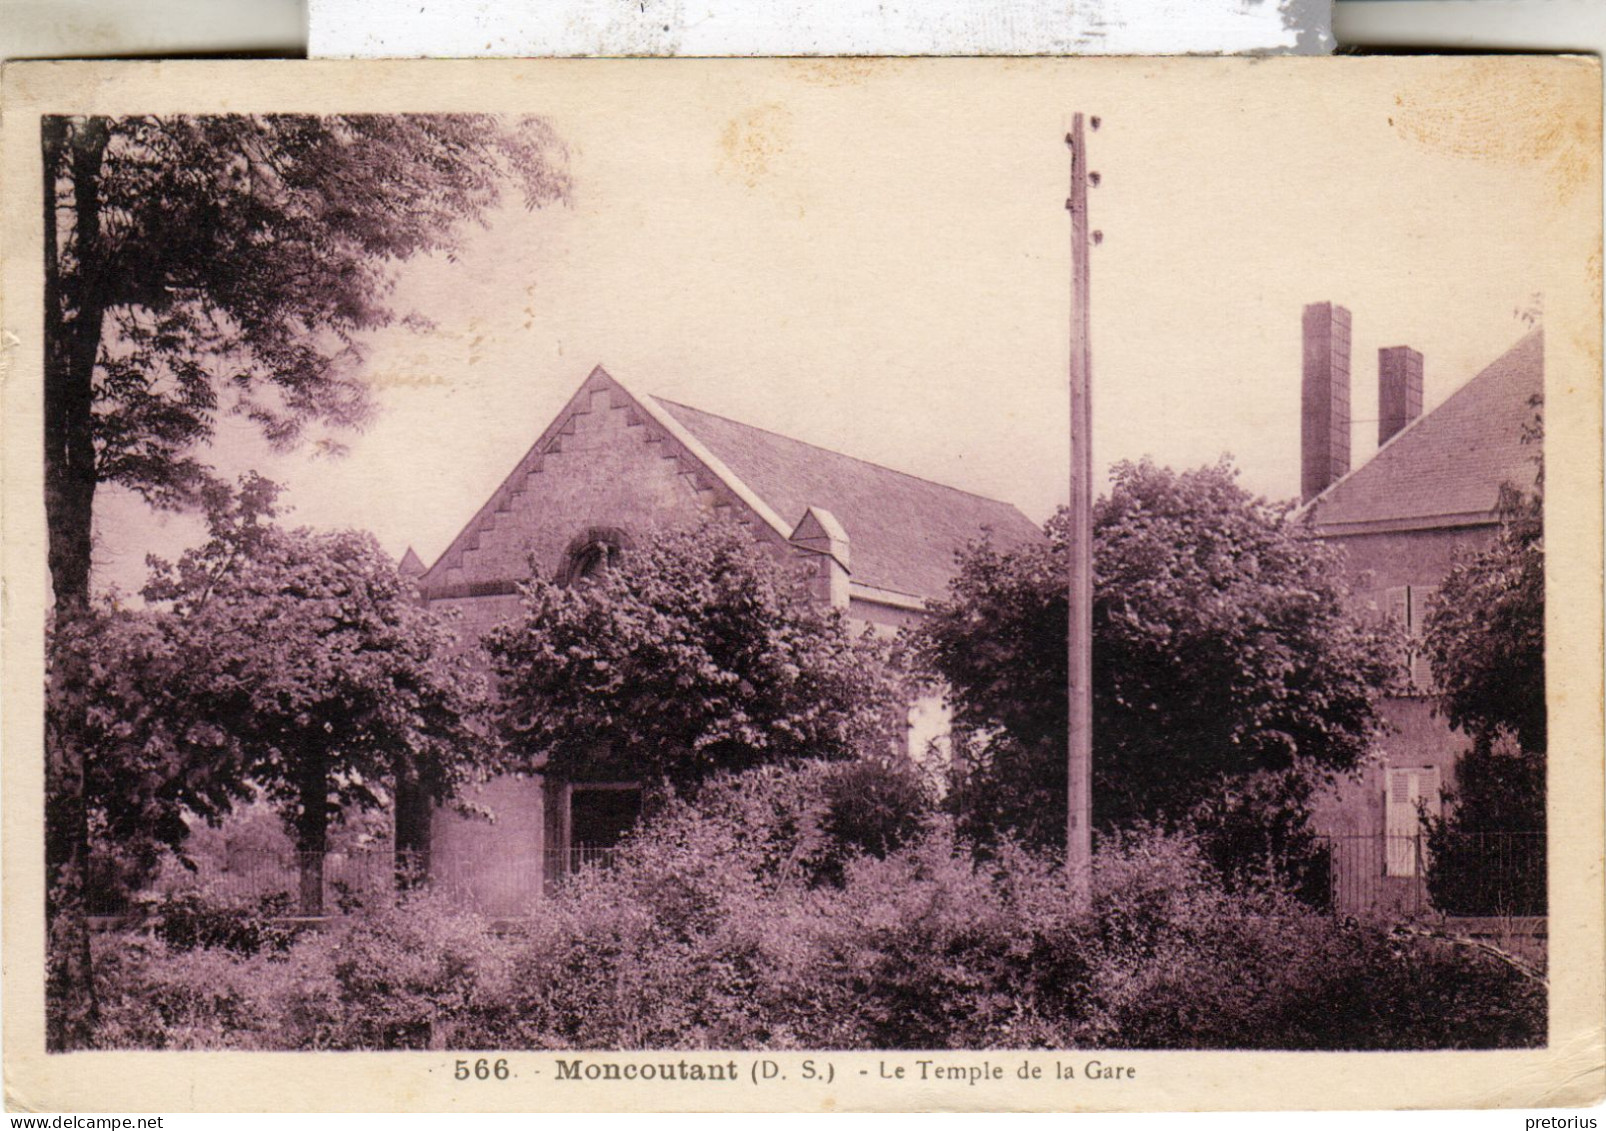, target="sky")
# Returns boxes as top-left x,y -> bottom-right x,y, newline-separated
88,58 -> 1592,594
